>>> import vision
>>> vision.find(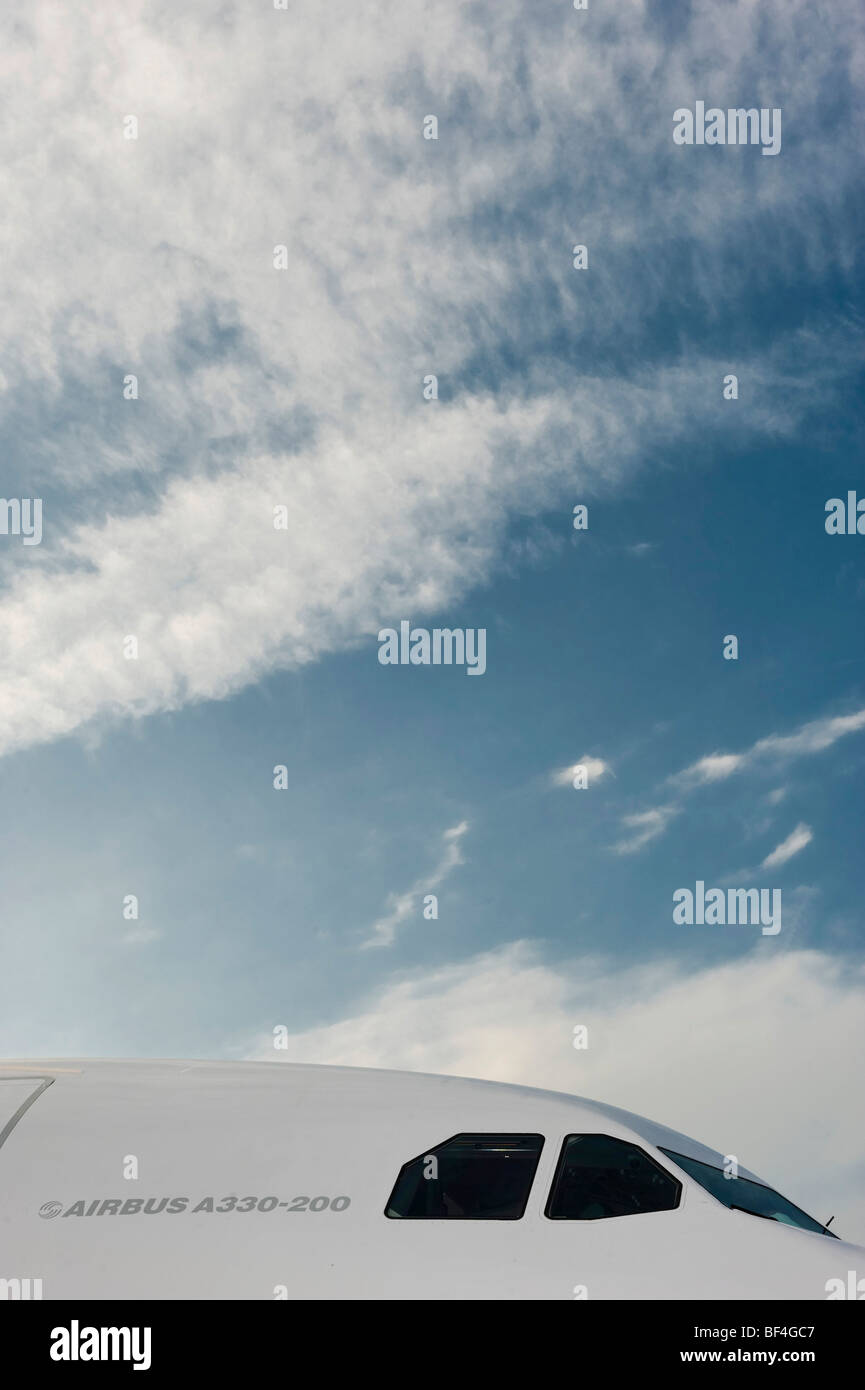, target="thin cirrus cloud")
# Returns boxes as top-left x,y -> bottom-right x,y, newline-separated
0,0 -> 861,761
673,708 -> 865,790
612,805 -> 679,855
551,756 -> 611,788
360,820 -> 469,950
611,705 -> 865,855
761,823 -> 813,870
